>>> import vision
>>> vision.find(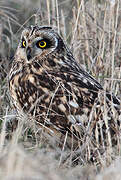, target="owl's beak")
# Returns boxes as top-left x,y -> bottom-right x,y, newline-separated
26,47 -> 32,61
